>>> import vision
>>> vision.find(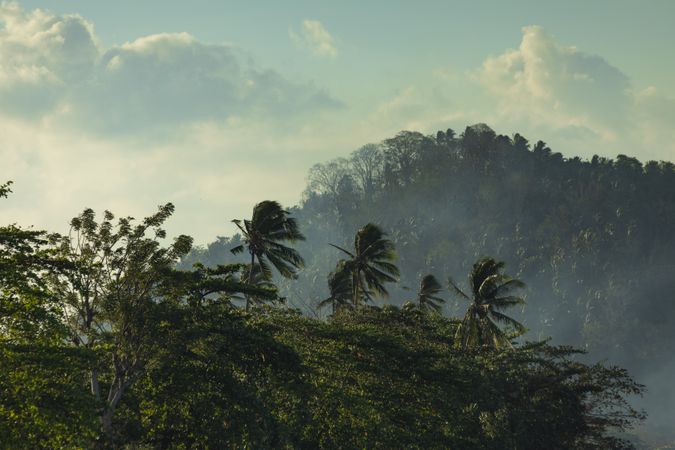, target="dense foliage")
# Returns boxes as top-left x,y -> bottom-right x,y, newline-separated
183,124 -> 675,431
2,119 -> 666,448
